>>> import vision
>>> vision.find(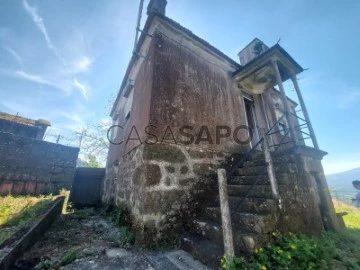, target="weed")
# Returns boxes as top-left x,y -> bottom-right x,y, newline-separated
60,249 -> 77,266
74,207 -> 96,219
108,208 -> 135,245
119,226 -> 135,245
146,234 -> 180,251
110,208 -> 123,225
34,259 -> 55,270
0,194 -> 52,245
